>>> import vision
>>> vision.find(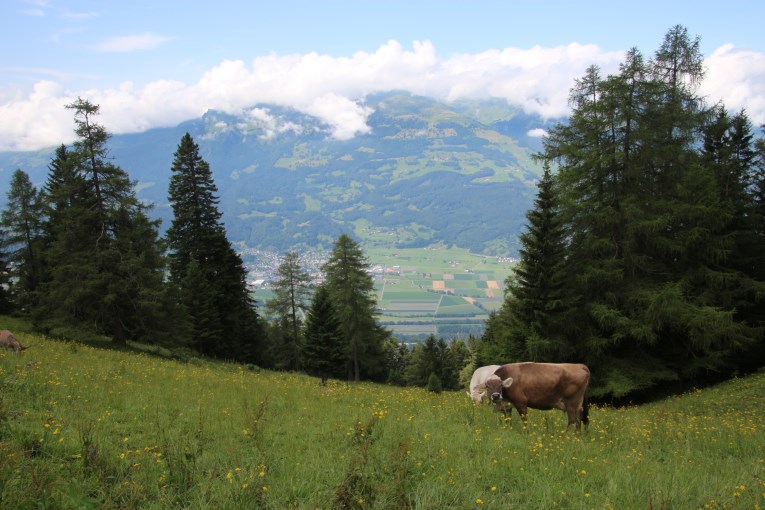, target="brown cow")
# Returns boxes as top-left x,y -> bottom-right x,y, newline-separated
0,330 -> 29,352
482,362 -> 590,432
